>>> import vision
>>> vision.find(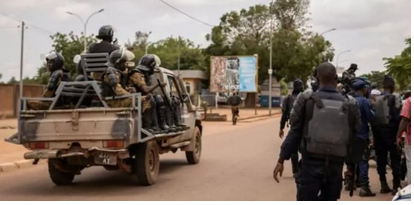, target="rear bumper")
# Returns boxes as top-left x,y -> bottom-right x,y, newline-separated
24,147 -> 127,160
